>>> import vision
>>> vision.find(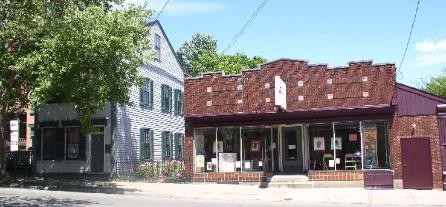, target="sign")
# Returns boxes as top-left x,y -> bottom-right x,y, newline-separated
250,140 -> 260,152
330,137 -> 343,150
274,76 -> 287,110
313,137 -> 325,151
219,153 -> 237,172
10,131 -> 18,152
349,133 -> 358,142
10,120 -> 19,152
10,120 -> 19,131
